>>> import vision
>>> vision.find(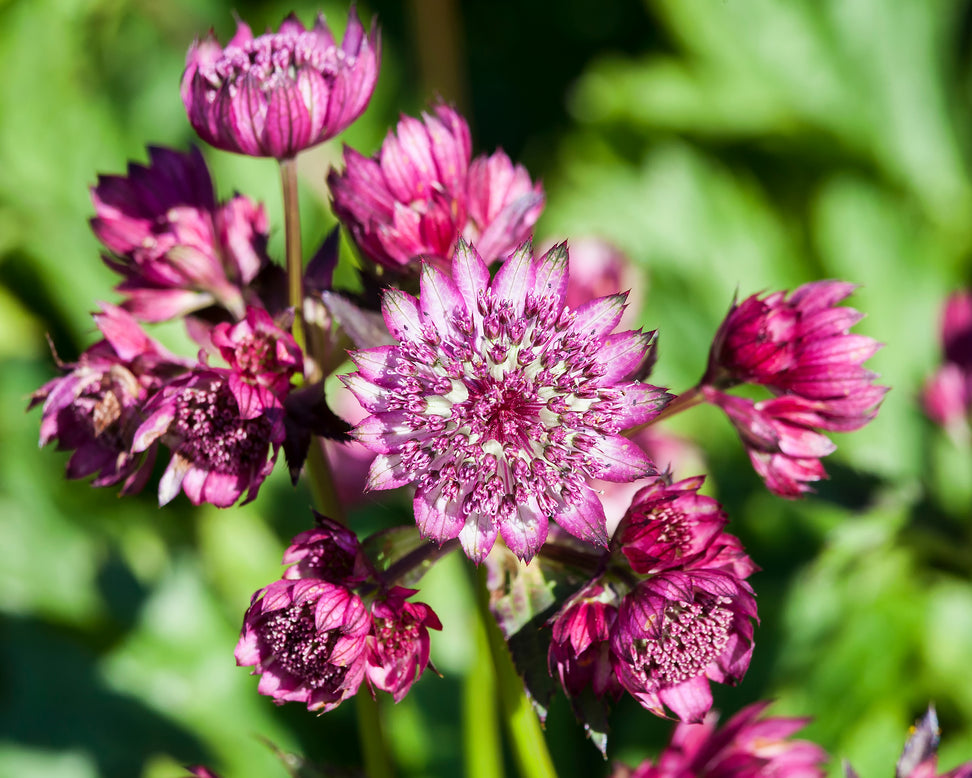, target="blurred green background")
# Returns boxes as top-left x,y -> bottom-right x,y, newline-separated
2,0 -> 972,775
